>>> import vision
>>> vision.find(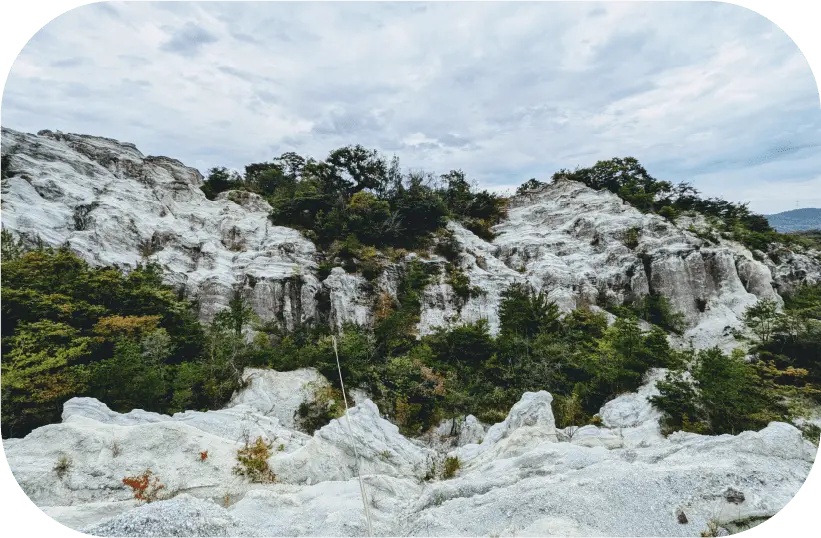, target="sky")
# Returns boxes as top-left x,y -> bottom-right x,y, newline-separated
2,1 -> 821,214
